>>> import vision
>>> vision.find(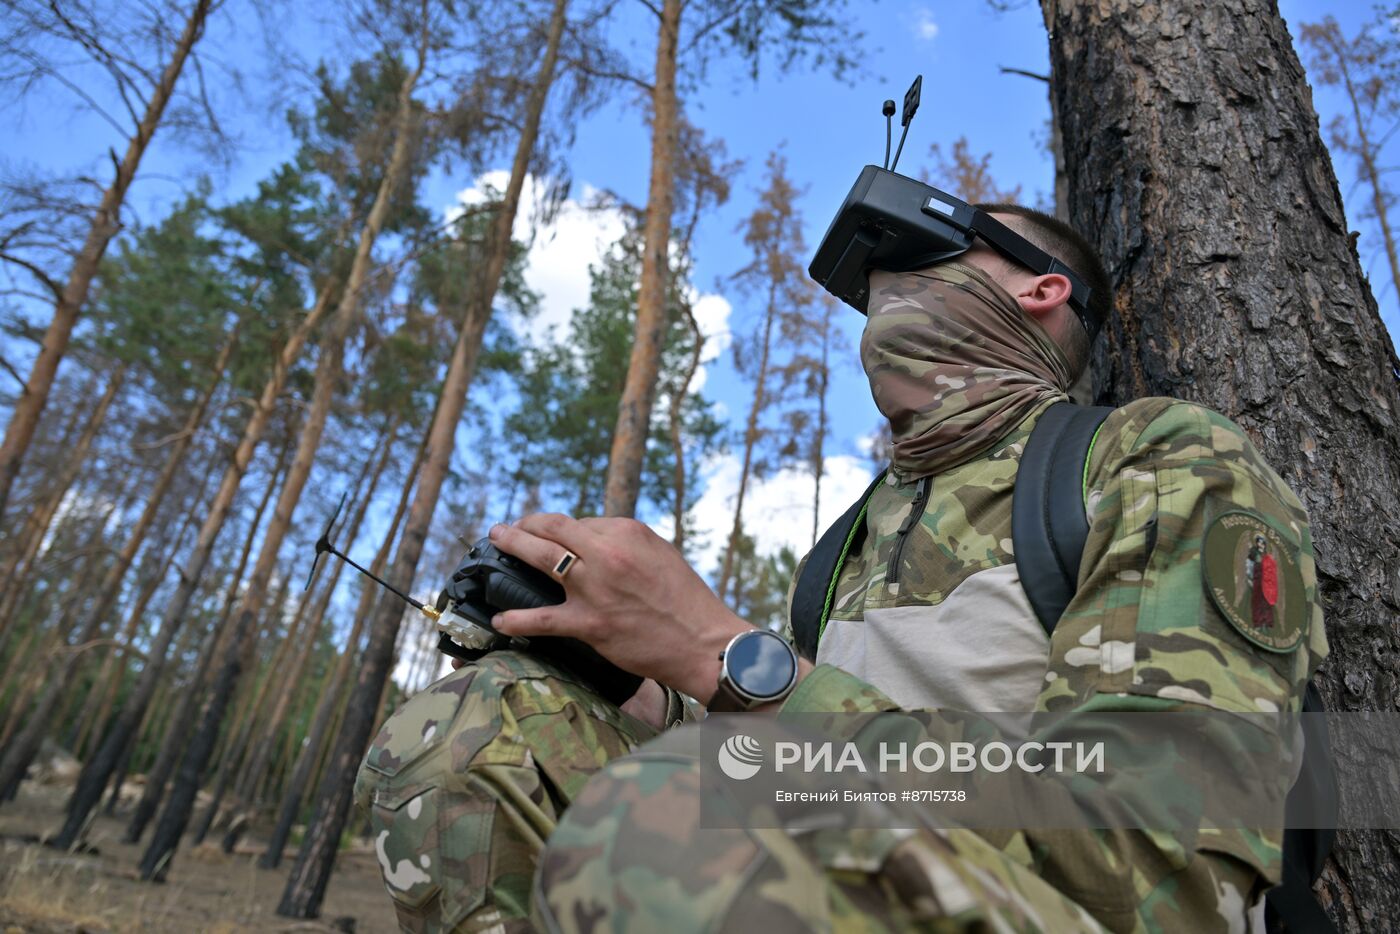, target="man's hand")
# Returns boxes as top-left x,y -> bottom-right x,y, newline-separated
487,514 -> 753,704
